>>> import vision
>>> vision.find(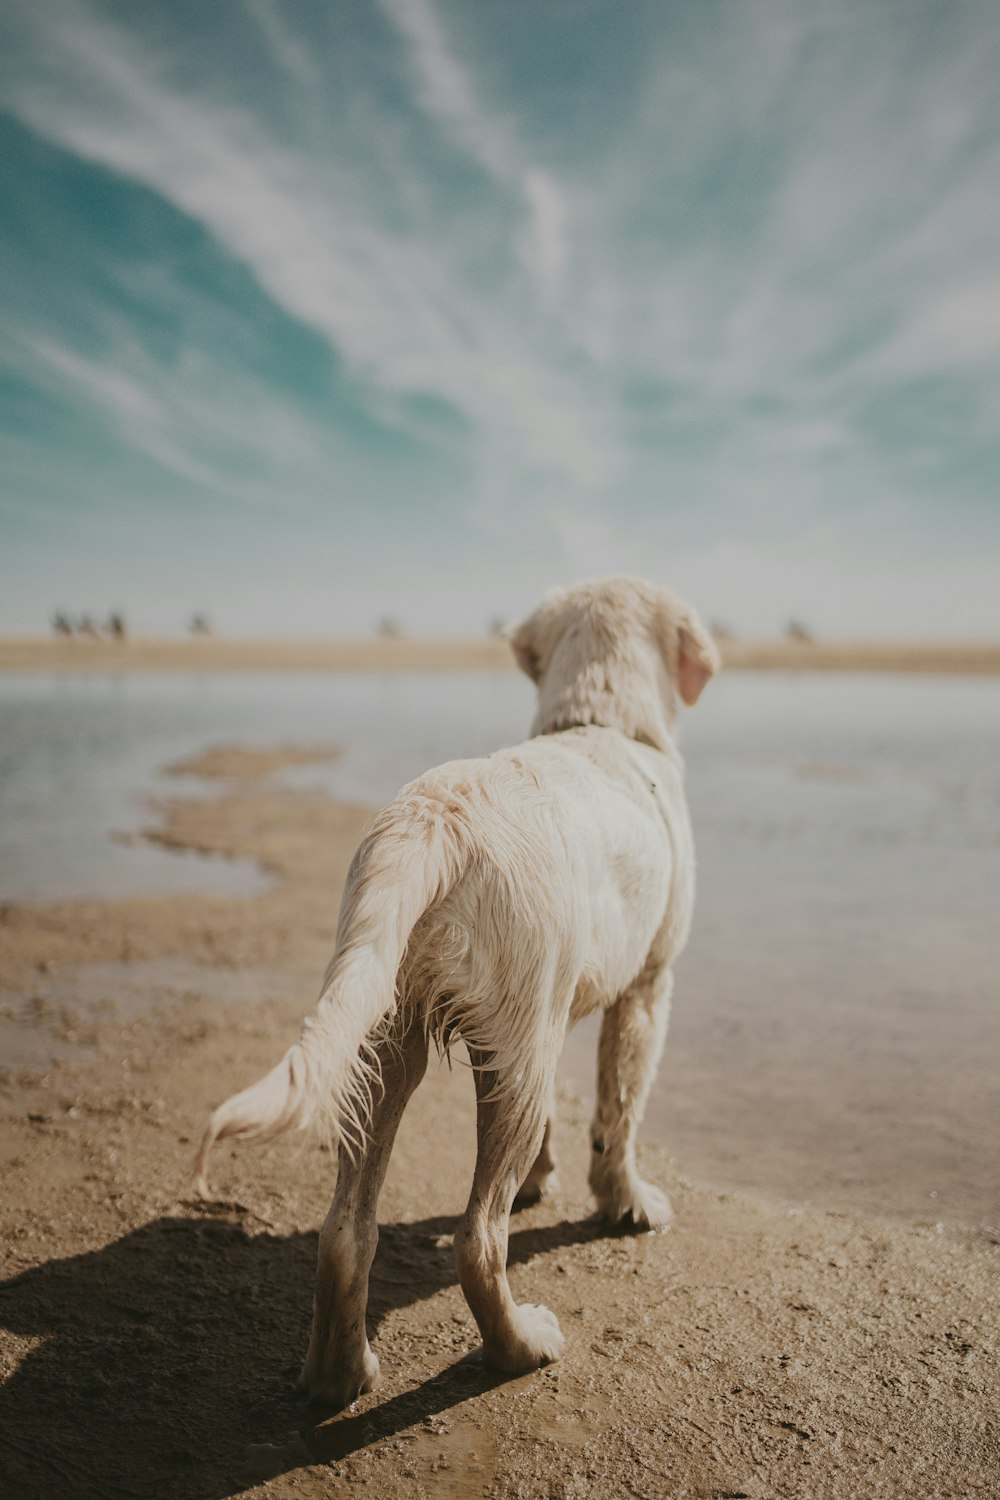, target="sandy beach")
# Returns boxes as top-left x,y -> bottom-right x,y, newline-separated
2,633 -> 1000,676
1,744 -> 997,1499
